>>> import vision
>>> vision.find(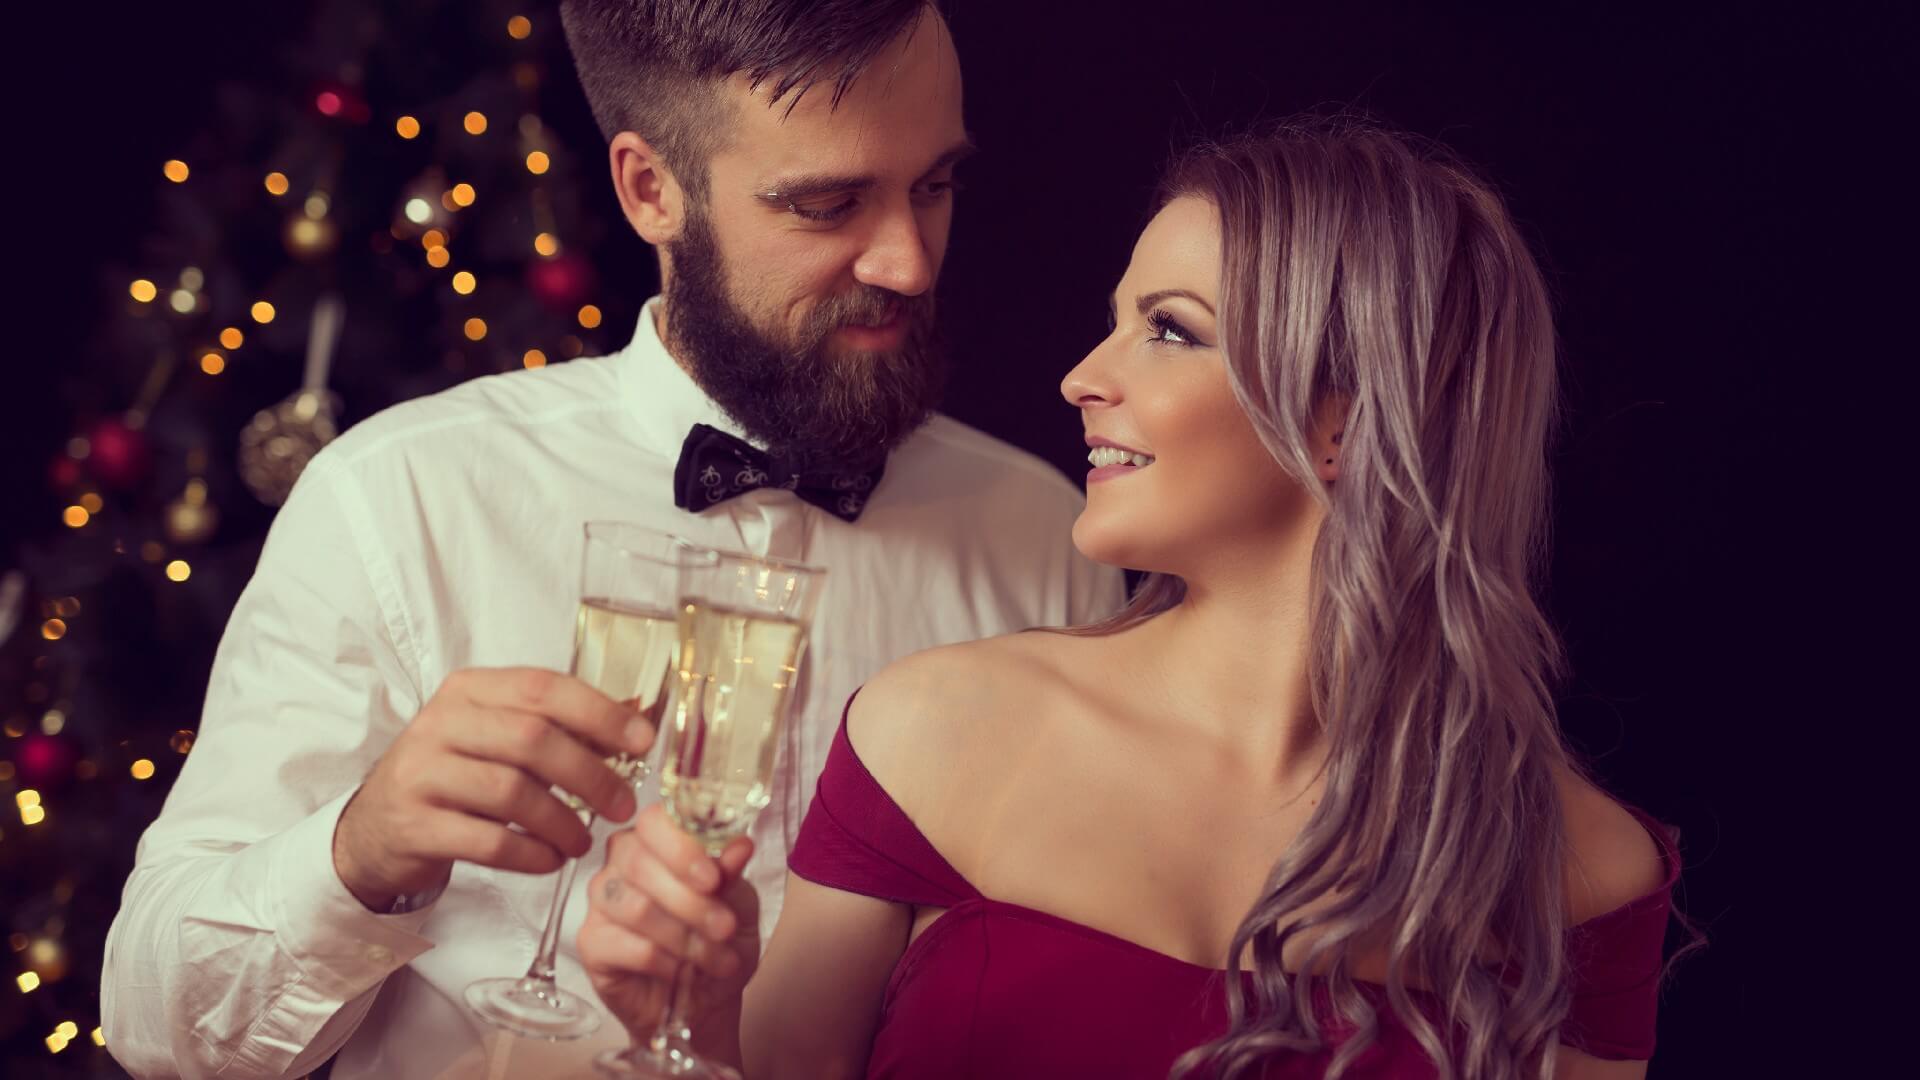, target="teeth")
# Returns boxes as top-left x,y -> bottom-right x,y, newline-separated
1087,447 -> 1155,468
